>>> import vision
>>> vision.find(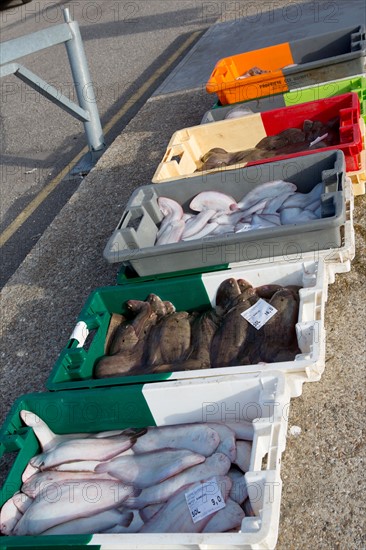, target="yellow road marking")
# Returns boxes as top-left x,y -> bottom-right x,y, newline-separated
0,31 -> 202,247
0,148 -> 87,247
